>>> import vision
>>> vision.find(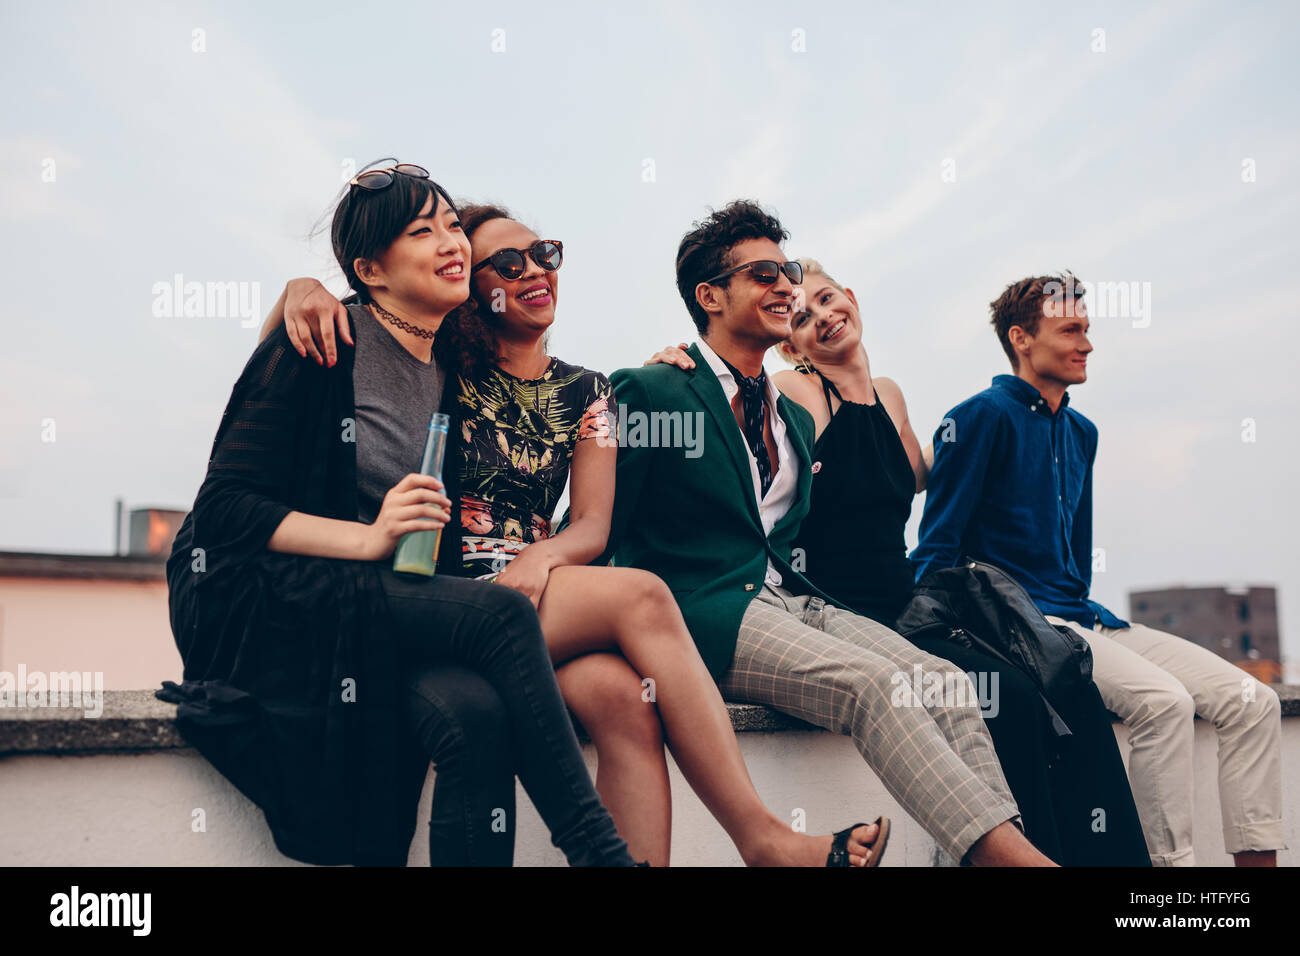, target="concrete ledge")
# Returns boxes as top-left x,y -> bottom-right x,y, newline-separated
3,687 -> 1298,757
4,687 -> 1299,867
0,691 -> 835,756
0,690 -> 188,755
